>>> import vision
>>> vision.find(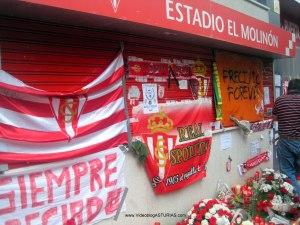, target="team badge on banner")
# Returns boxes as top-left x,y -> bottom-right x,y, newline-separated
0,148 -> 125,225
132,99 -> 214,194
0,52 -> 128,164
